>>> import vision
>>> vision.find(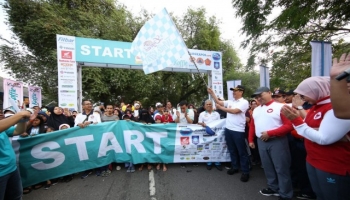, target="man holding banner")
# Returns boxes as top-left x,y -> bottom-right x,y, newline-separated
207,85 -> 250,182
0,110 -> 31,200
